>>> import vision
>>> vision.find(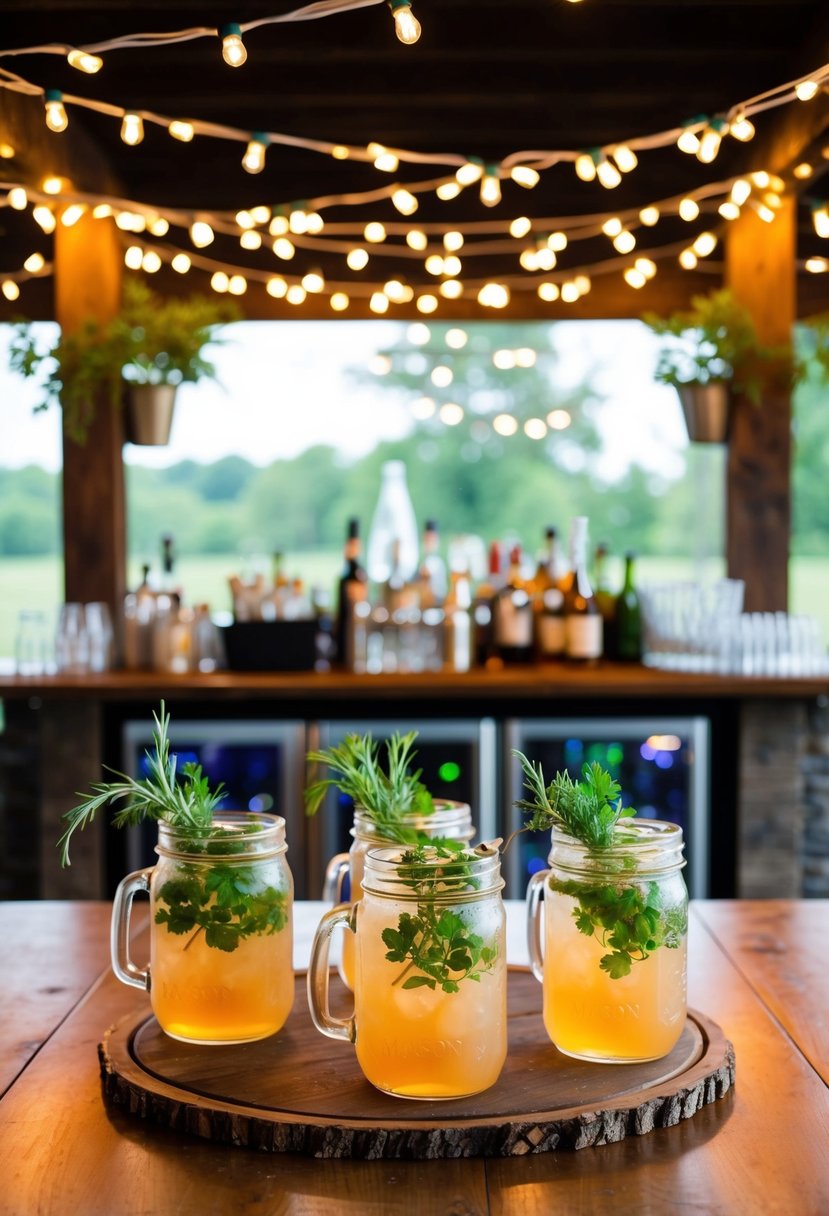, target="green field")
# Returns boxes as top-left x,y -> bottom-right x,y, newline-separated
1,552 -> 827,666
